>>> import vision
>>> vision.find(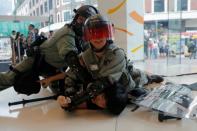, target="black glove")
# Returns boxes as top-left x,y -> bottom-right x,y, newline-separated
30,36 -> 47,47
64,51 -> 92,83
64,51 -> 80,69
128,88 -> 148,98
64,78 -> 110,111
86,81 -> 105,97
26,47 -> 35,57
